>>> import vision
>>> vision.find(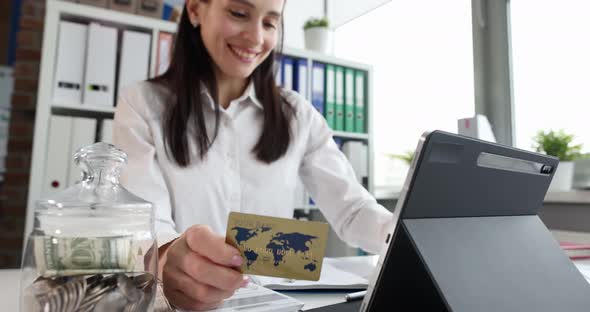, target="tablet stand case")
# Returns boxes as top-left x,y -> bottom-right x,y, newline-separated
362,131 -> 590,311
